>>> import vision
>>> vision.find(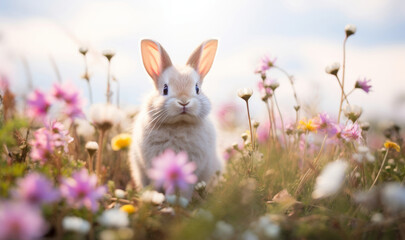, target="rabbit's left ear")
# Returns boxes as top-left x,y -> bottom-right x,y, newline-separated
186,39 -> 218,80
